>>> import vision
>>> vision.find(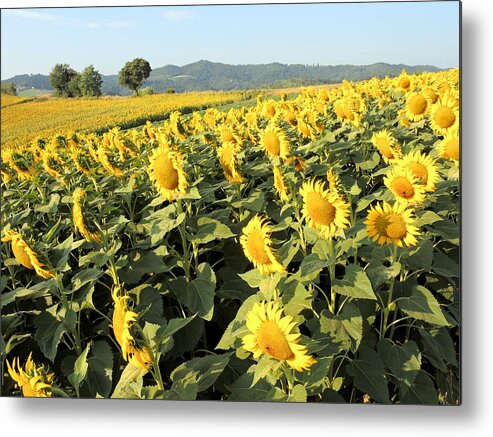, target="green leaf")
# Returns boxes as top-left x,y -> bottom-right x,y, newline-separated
289,384 -> 308,402
166,373 -> 199,400
349,346 -> 389,403
182,262 -> 216,320
86,341 -> 113,398
414,210 -> 443,227
252,356 -> 282,386
226,371 -> 275,401
317,302 -> 363,354
397,285 -> 450,327
332,264 -> 376,300
68,343 -> 91,394
158,314 -> 197,339
215,294 -> 259,350
51,234 -> 85,272
171,352 -> 232,393
111,363 -> 146,399
71,268 -> 103,292
432,252 -> 459,278
400,370 -> 438,405
238,269 -> 263,288
299,253 -> 329,282
34,311 -> 72,362
120,247 -> 169,284
189,217 -> 235,244
35,193 -> 60,213
406,239 -> 433,272
377,339 -> 421,396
